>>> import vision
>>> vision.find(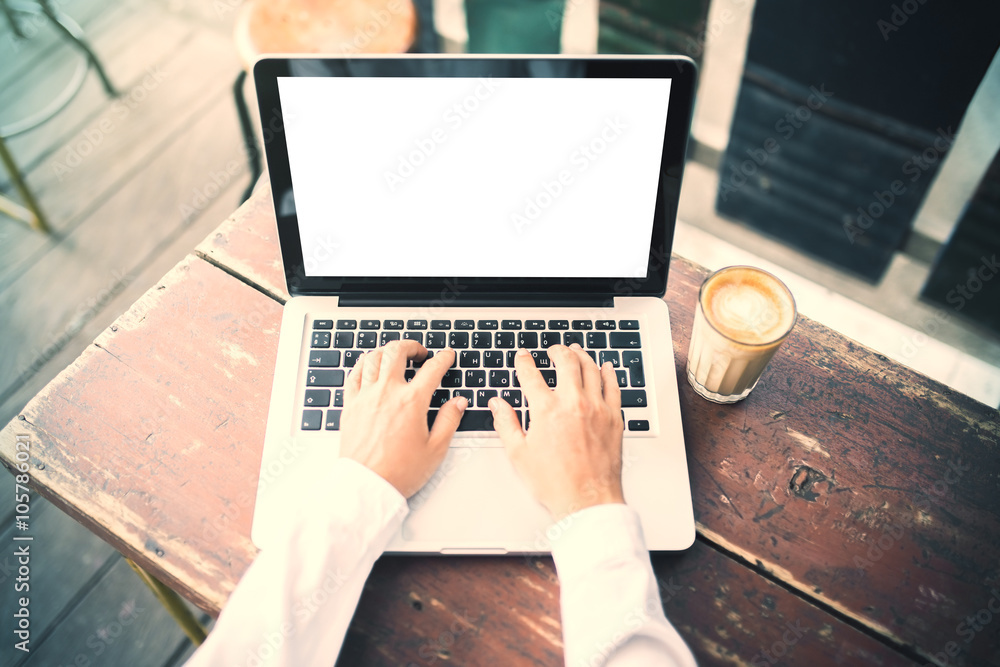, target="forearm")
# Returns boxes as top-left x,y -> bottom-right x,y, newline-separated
551,504 -> 696,667
186,458 -> 408,667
